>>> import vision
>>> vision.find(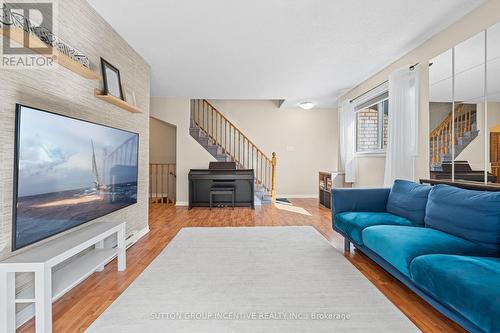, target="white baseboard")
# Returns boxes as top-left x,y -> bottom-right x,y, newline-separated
15,225 -> 150,329
176,196 -> 317,206
126,226 -> 150,248
16,304 -> 35,329
277,194 -> 319,199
